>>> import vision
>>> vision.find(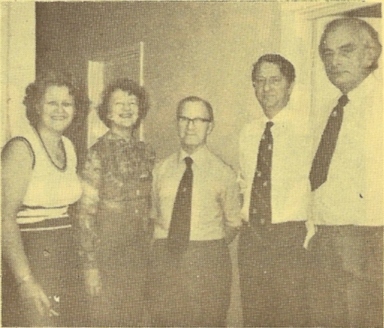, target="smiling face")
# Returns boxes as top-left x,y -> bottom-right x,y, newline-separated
253,62 -> 293,119
320,25 -> 373,93
38,85 -> 75,134
178,100 -> 213,154
108,89 -> 139,130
